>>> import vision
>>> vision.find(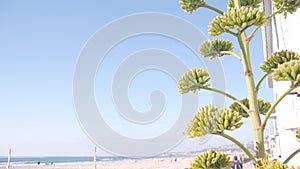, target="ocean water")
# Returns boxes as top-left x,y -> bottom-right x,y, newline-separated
0,156 -> 130,166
